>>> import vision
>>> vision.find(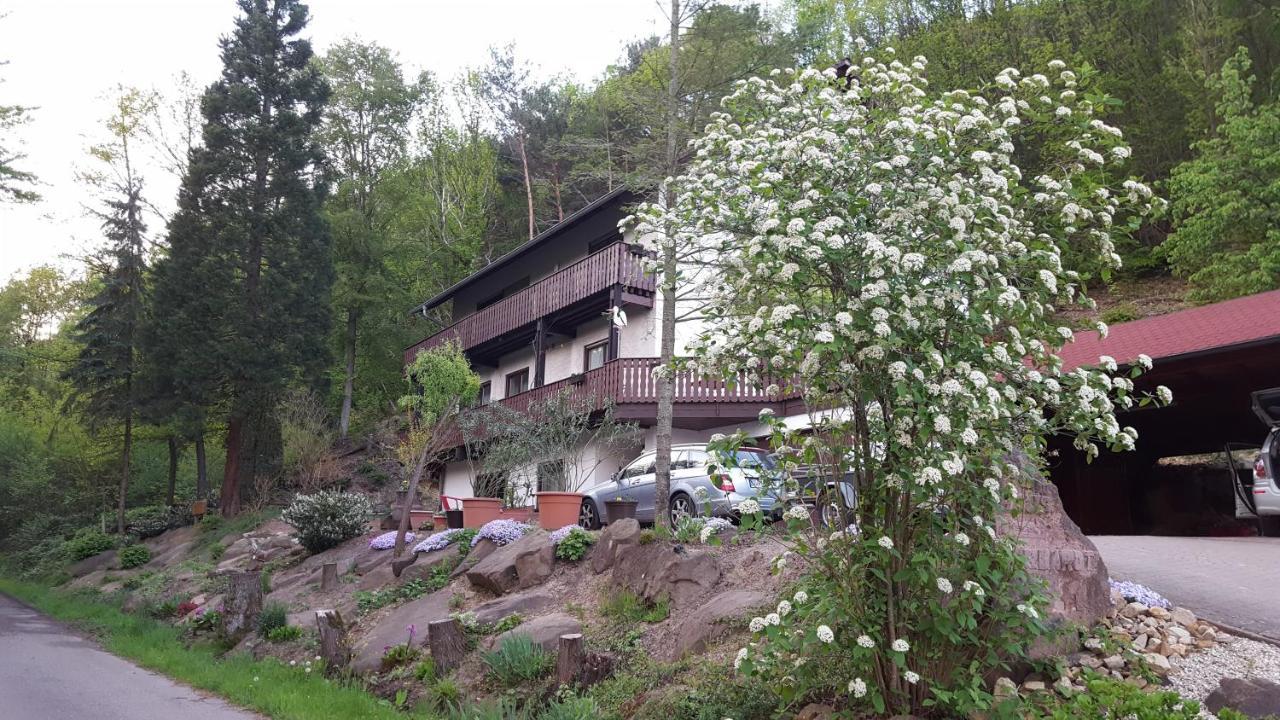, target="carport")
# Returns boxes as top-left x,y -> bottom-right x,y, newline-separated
1048,289 -> 1280,535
